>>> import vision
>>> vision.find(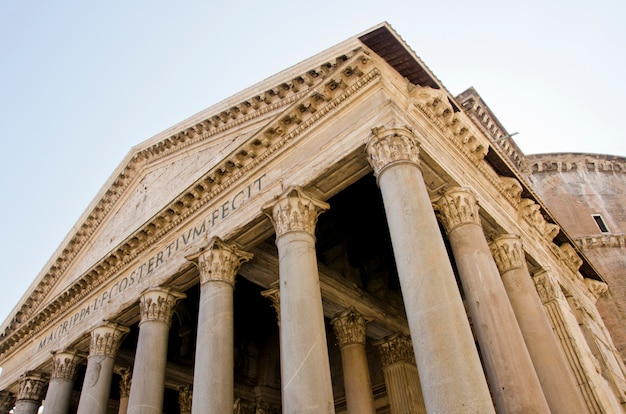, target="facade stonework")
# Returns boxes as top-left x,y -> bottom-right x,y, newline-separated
0,23 -> 624,413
